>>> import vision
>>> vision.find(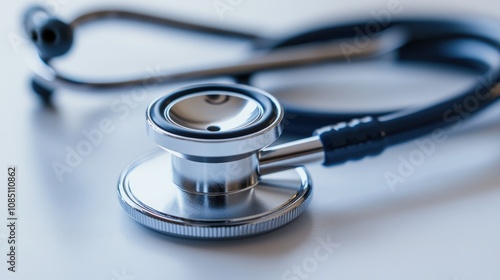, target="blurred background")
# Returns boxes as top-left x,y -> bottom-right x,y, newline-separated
1,0 -> 500,279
